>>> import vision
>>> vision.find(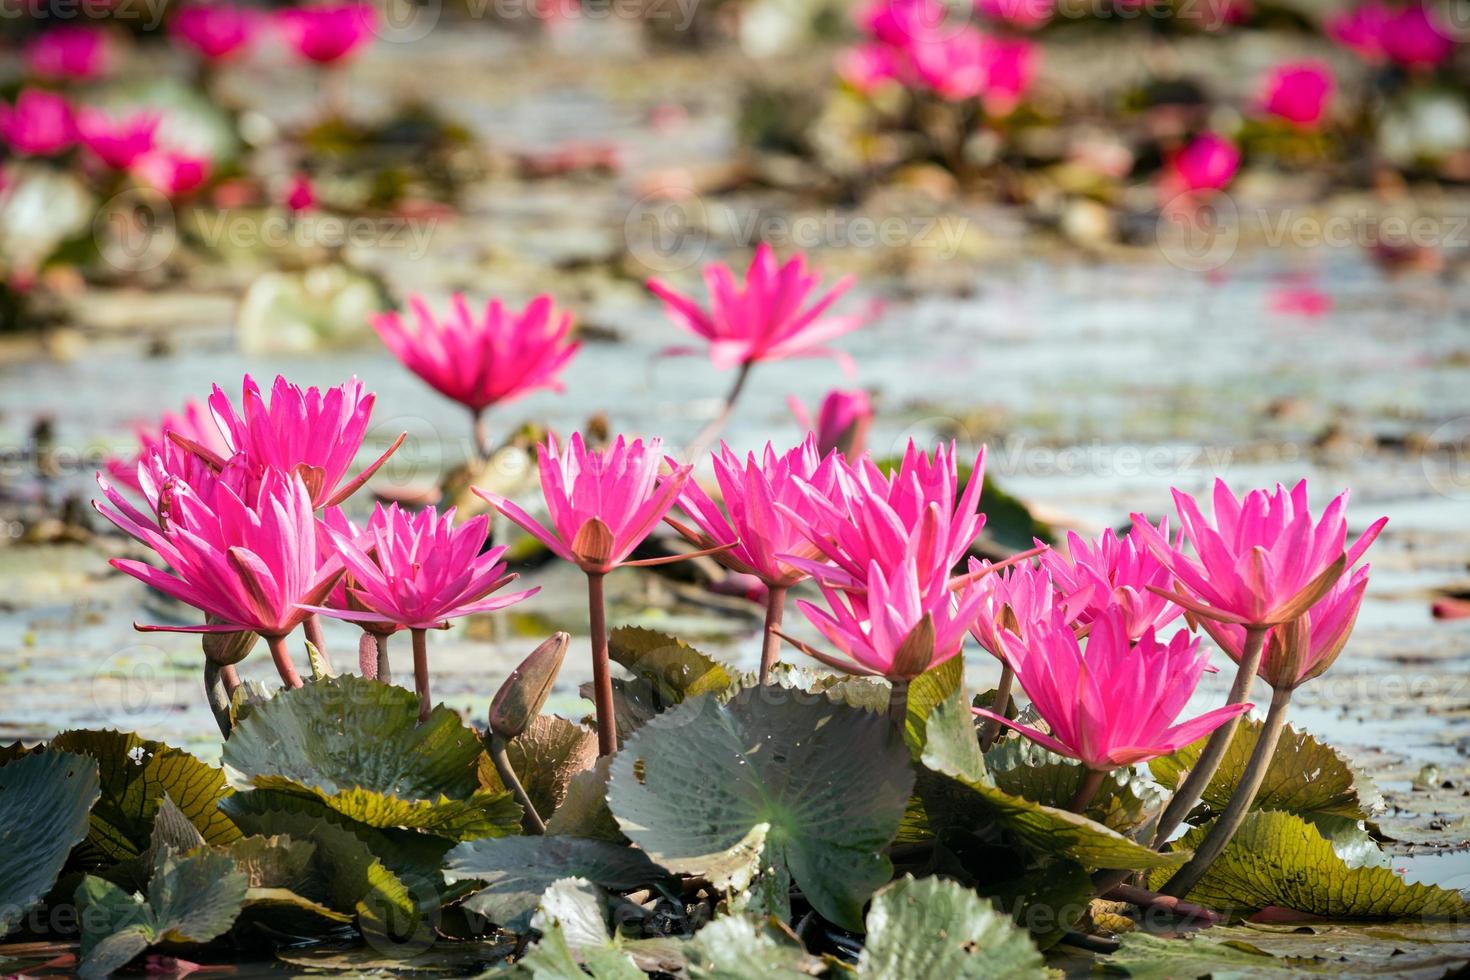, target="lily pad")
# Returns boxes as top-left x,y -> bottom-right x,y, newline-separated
221,675 -> 521,841
444,836 -> 673,933
518,878 -> 647,979
0,751 -> 100,937
683,915 -> 820,978
607,628 -> 736,705
545,758 -> 624,843
1106,930 -> 1333,978
985,740 -> 1163,835
608,688 -> 914,931
505,716 -> 599,826
858,875 -> 1046,979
